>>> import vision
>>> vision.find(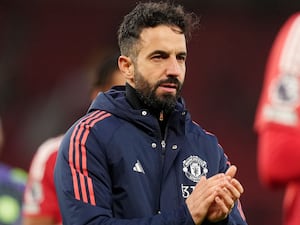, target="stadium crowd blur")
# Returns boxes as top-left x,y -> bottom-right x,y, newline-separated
1,0 -> 300,224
